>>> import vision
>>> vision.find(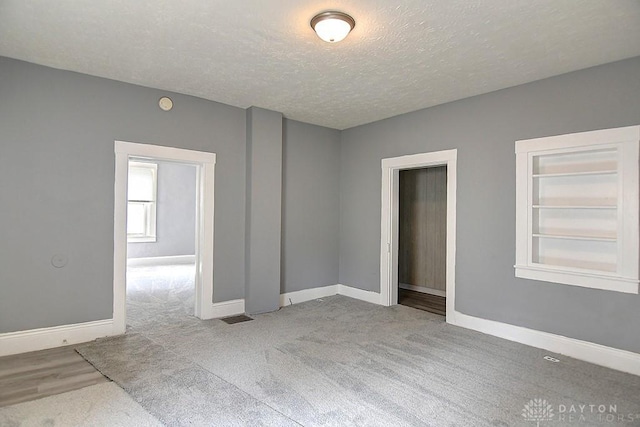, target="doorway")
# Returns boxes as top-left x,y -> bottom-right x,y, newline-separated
125,159 -> 198,329
113,141 -> 217,335
397,166 -> 447,316
380,149 -> 457,322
